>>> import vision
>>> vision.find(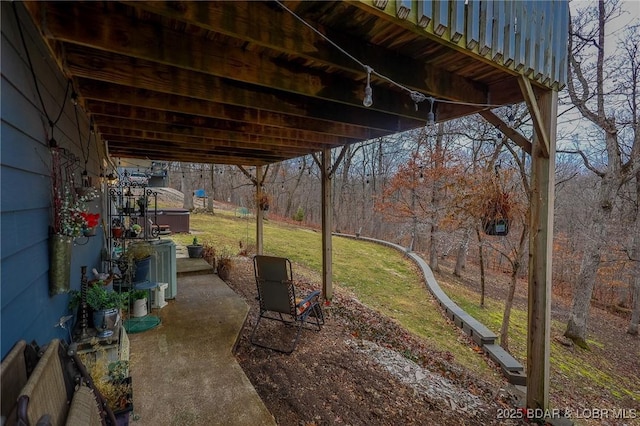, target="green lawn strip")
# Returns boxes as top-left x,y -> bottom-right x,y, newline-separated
436,278 -> 640,404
